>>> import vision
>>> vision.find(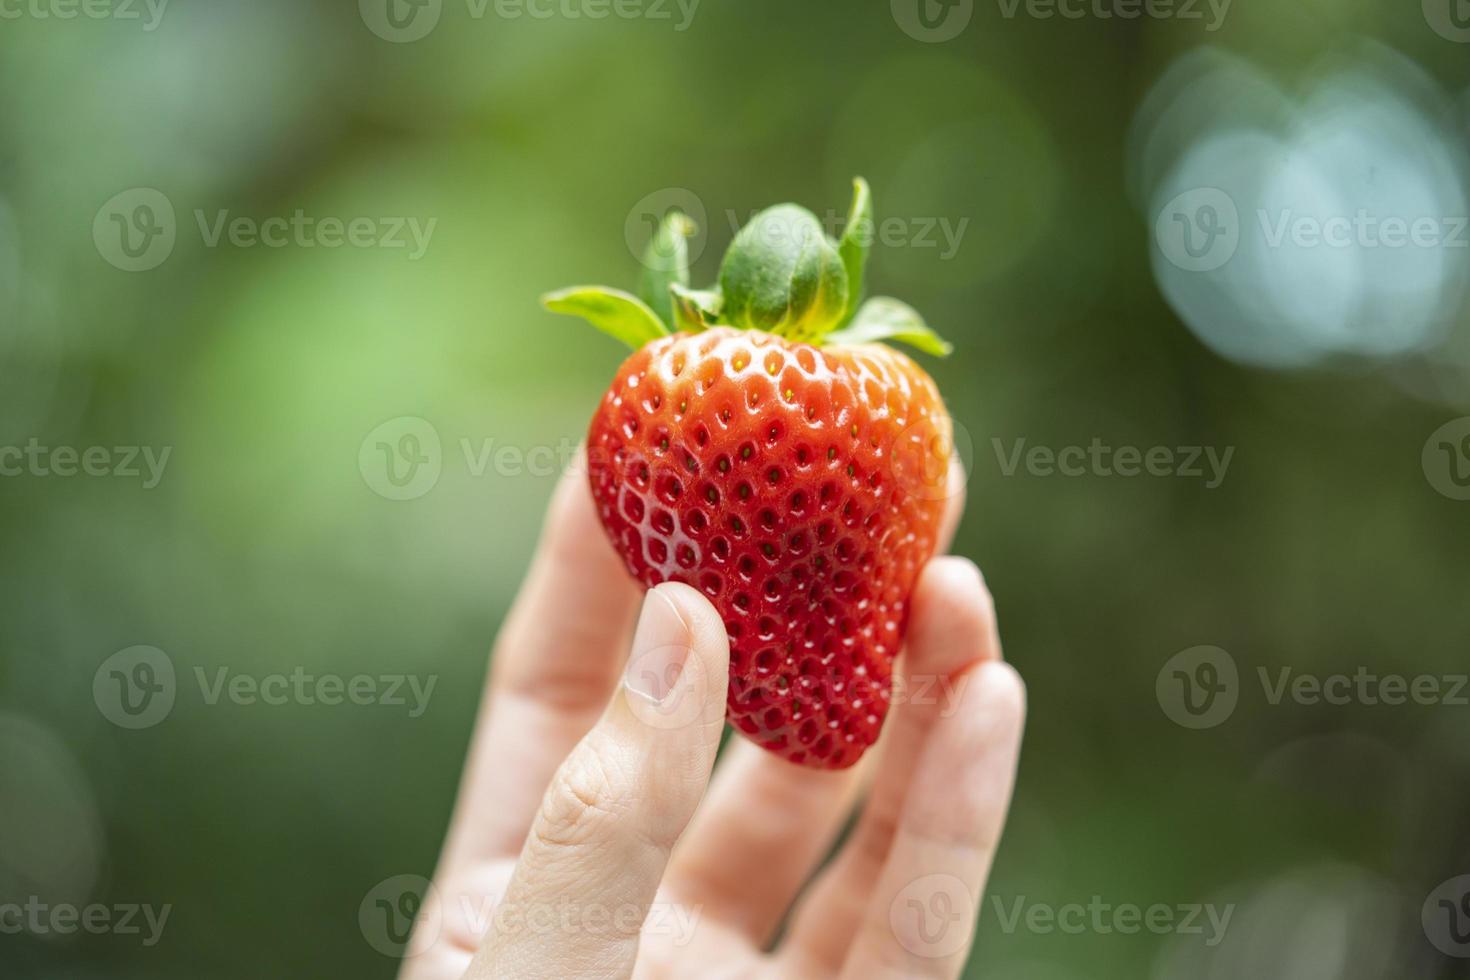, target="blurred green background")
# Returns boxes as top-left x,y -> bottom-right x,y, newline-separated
3,1 -> 1470,977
